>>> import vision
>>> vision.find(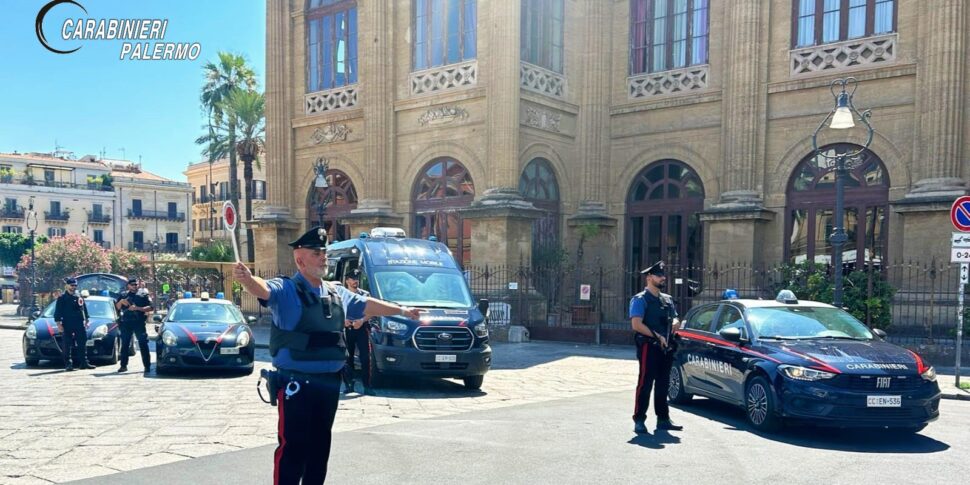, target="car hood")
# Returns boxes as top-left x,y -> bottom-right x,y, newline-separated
167,321 -> 244,343
765,339 -> 921,375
